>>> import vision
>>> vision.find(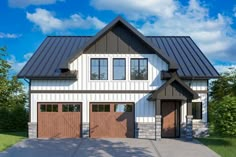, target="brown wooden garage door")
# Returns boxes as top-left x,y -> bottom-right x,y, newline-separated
90,103 -> 134,138
38,103 -> 81,138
